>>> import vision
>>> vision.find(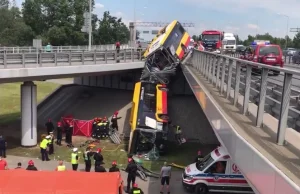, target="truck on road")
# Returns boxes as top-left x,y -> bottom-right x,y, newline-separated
222,33 -> 236,53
